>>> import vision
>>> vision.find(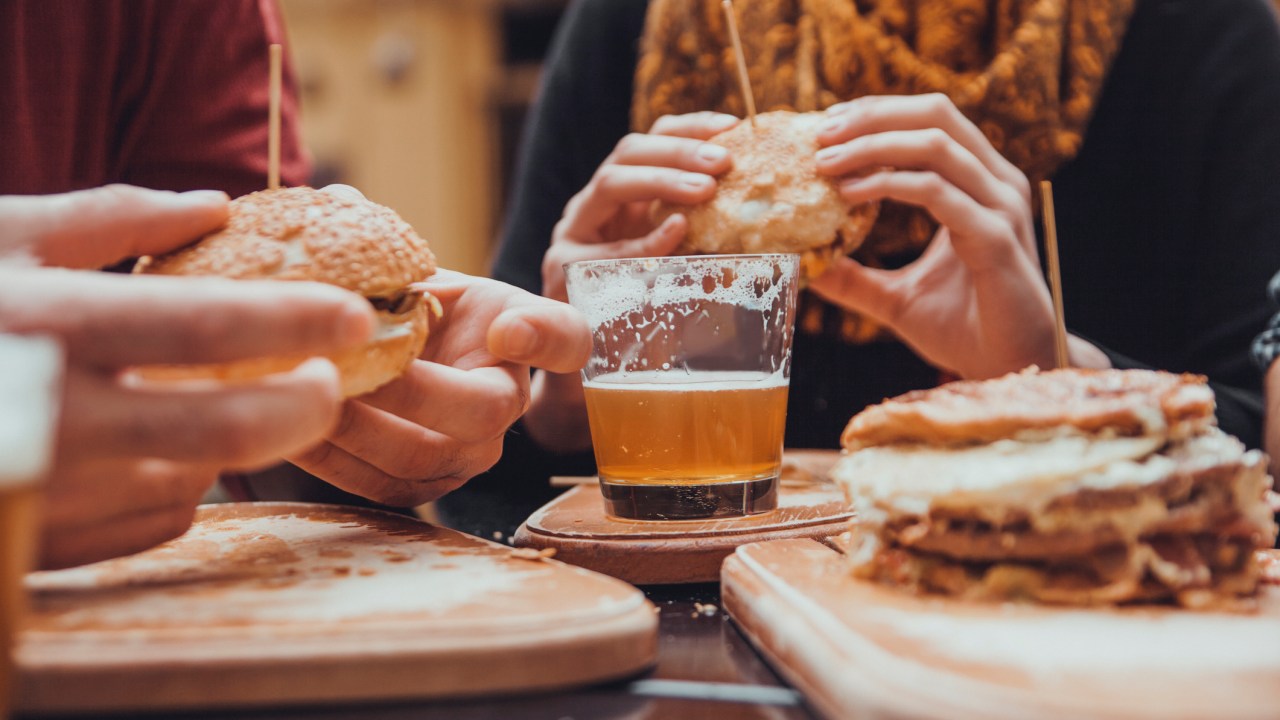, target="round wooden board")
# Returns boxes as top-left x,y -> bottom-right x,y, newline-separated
513,450 -> 852,585
16,503 -> 657,714
722,539 -> 1280,720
